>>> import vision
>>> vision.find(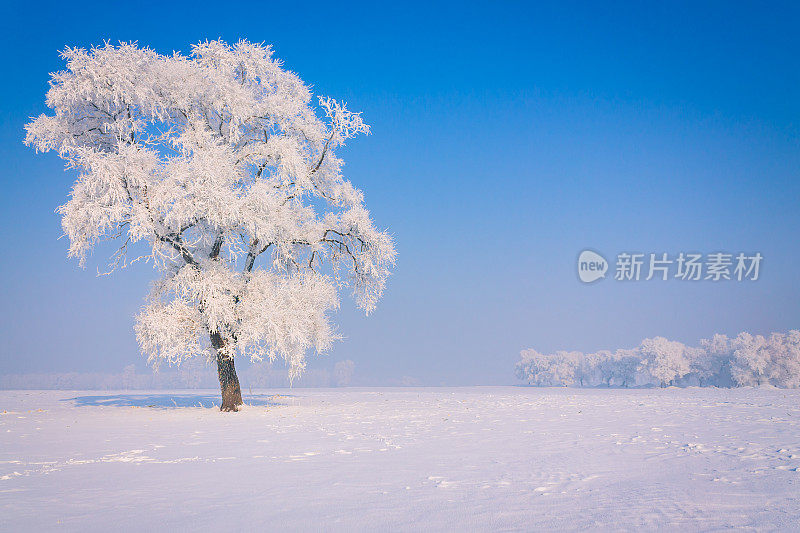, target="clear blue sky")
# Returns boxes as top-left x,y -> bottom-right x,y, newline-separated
0,1 -> 798,385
